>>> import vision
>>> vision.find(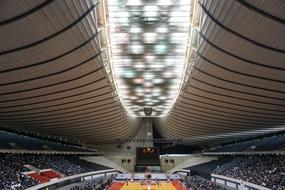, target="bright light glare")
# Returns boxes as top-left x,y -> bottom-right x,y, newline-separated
107,0 -> 191,116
